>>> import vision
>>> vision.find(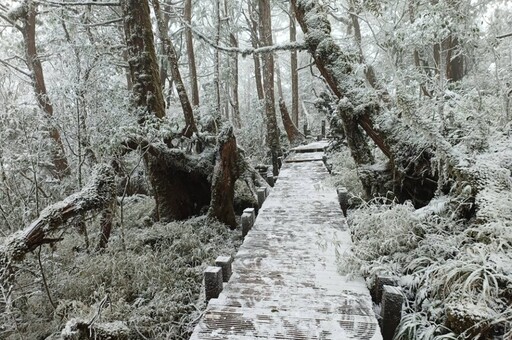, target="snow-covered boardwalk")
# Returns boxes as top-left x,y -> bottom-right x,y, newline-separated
191,141 -> 382,339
